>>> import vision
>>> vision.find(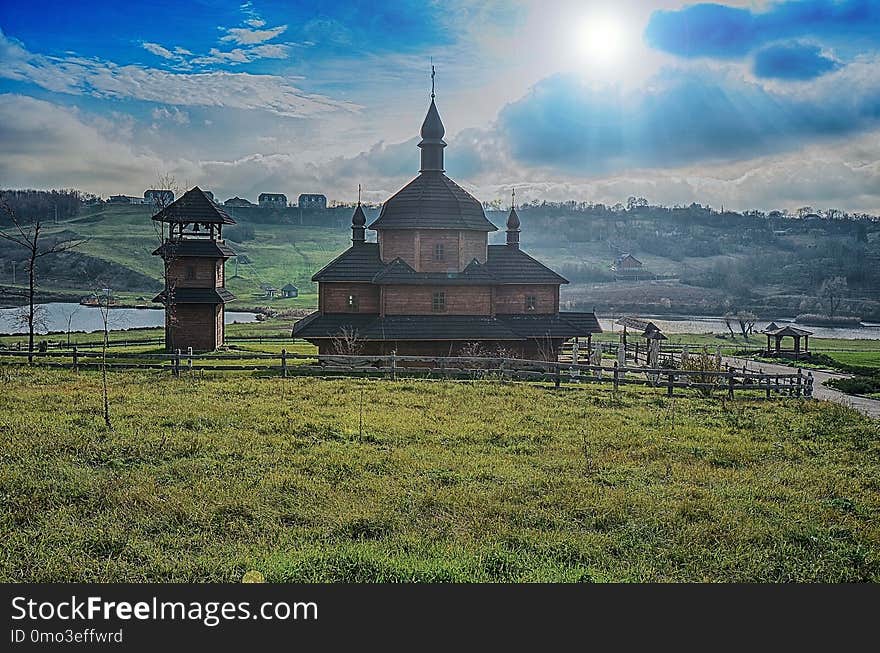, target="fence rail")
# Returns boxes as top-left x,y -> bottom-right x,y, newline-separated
0,347 -> 813,399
